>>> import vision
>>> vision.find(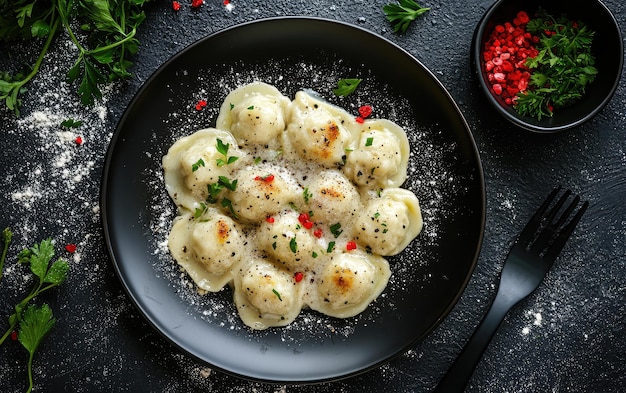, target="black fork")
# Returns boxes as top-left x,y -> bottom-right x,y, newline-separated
434,187 -> 589,392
